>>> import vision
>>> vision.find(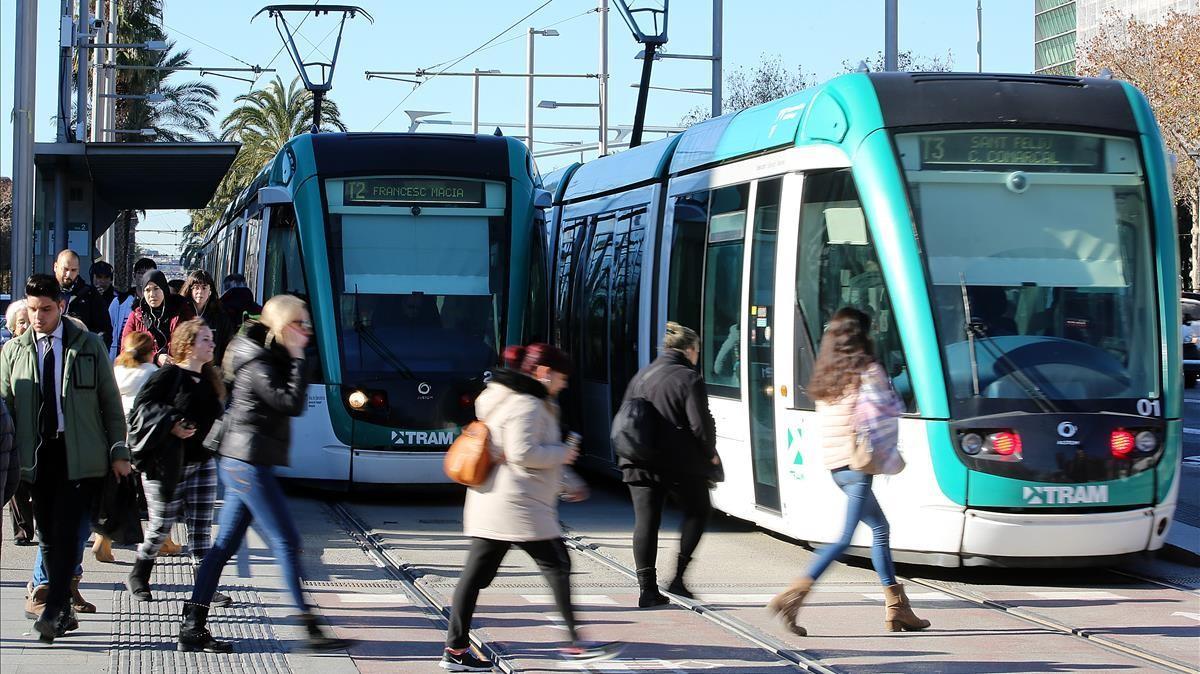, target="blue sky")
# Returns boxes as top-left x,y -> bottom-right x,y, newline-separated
1,0 -> 1034,252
